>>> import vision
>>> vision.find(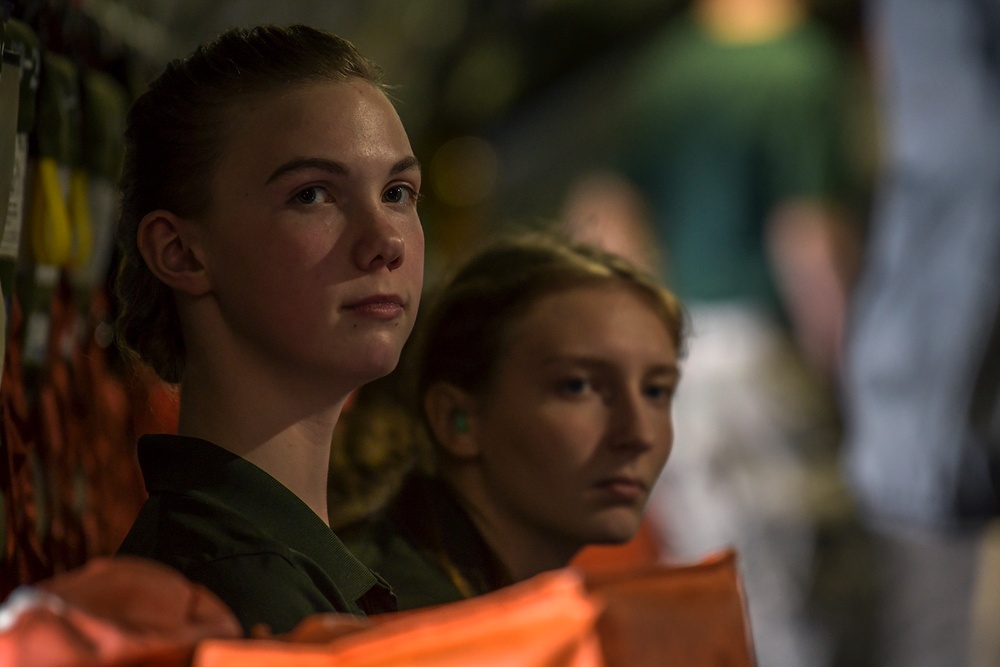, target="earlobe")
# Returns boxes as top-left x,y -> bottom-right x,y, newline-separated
424,383 -> 480,460
137,210 -> 211,296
